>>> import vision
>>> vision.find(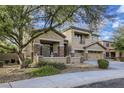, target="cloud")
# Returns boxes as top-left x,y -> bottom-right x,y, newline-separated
112,18 -> 124,28
112,21 -> 119,28
100,31 -> 114,40
117,6 -> 124,13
